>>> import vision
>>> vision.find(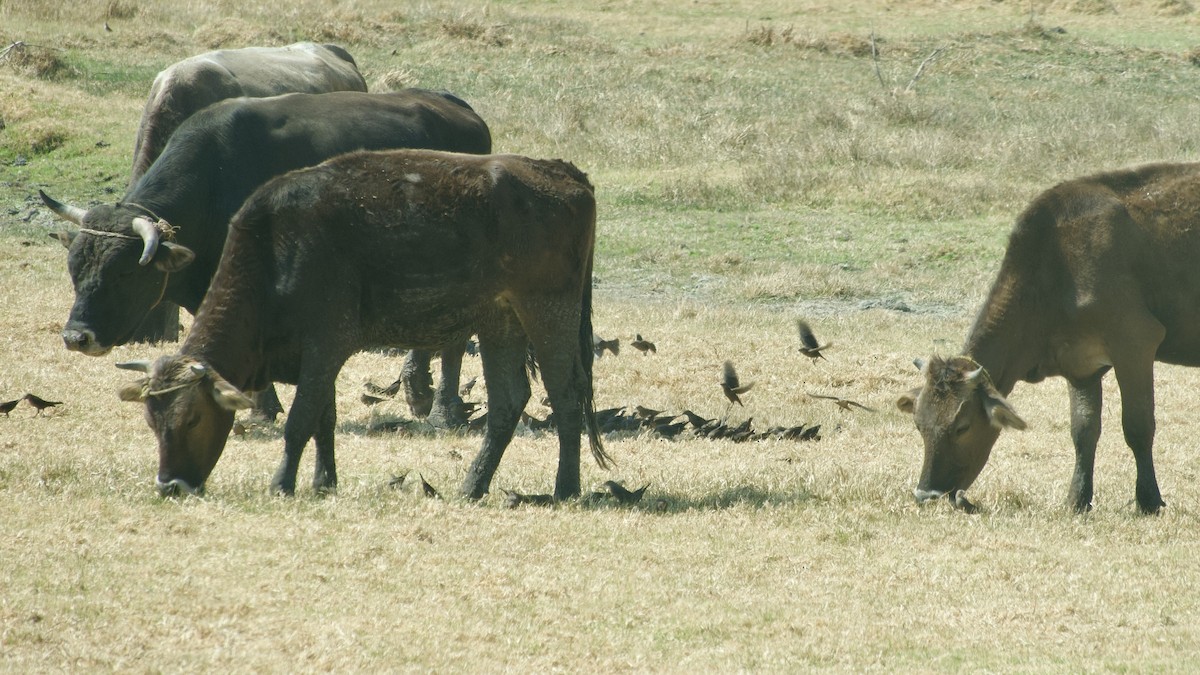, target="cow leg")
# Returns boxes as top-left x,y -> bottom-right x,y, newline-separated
401,350 -> 434,418
1066,370 -> 1105,513
311,396 -> 338,494
272,363 -> 340,496
250,385 -> 285,422
512,298 -> 585,499
461,322 -> 529,499
1111,319 -> 1166,514
427,340 -> 467,429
